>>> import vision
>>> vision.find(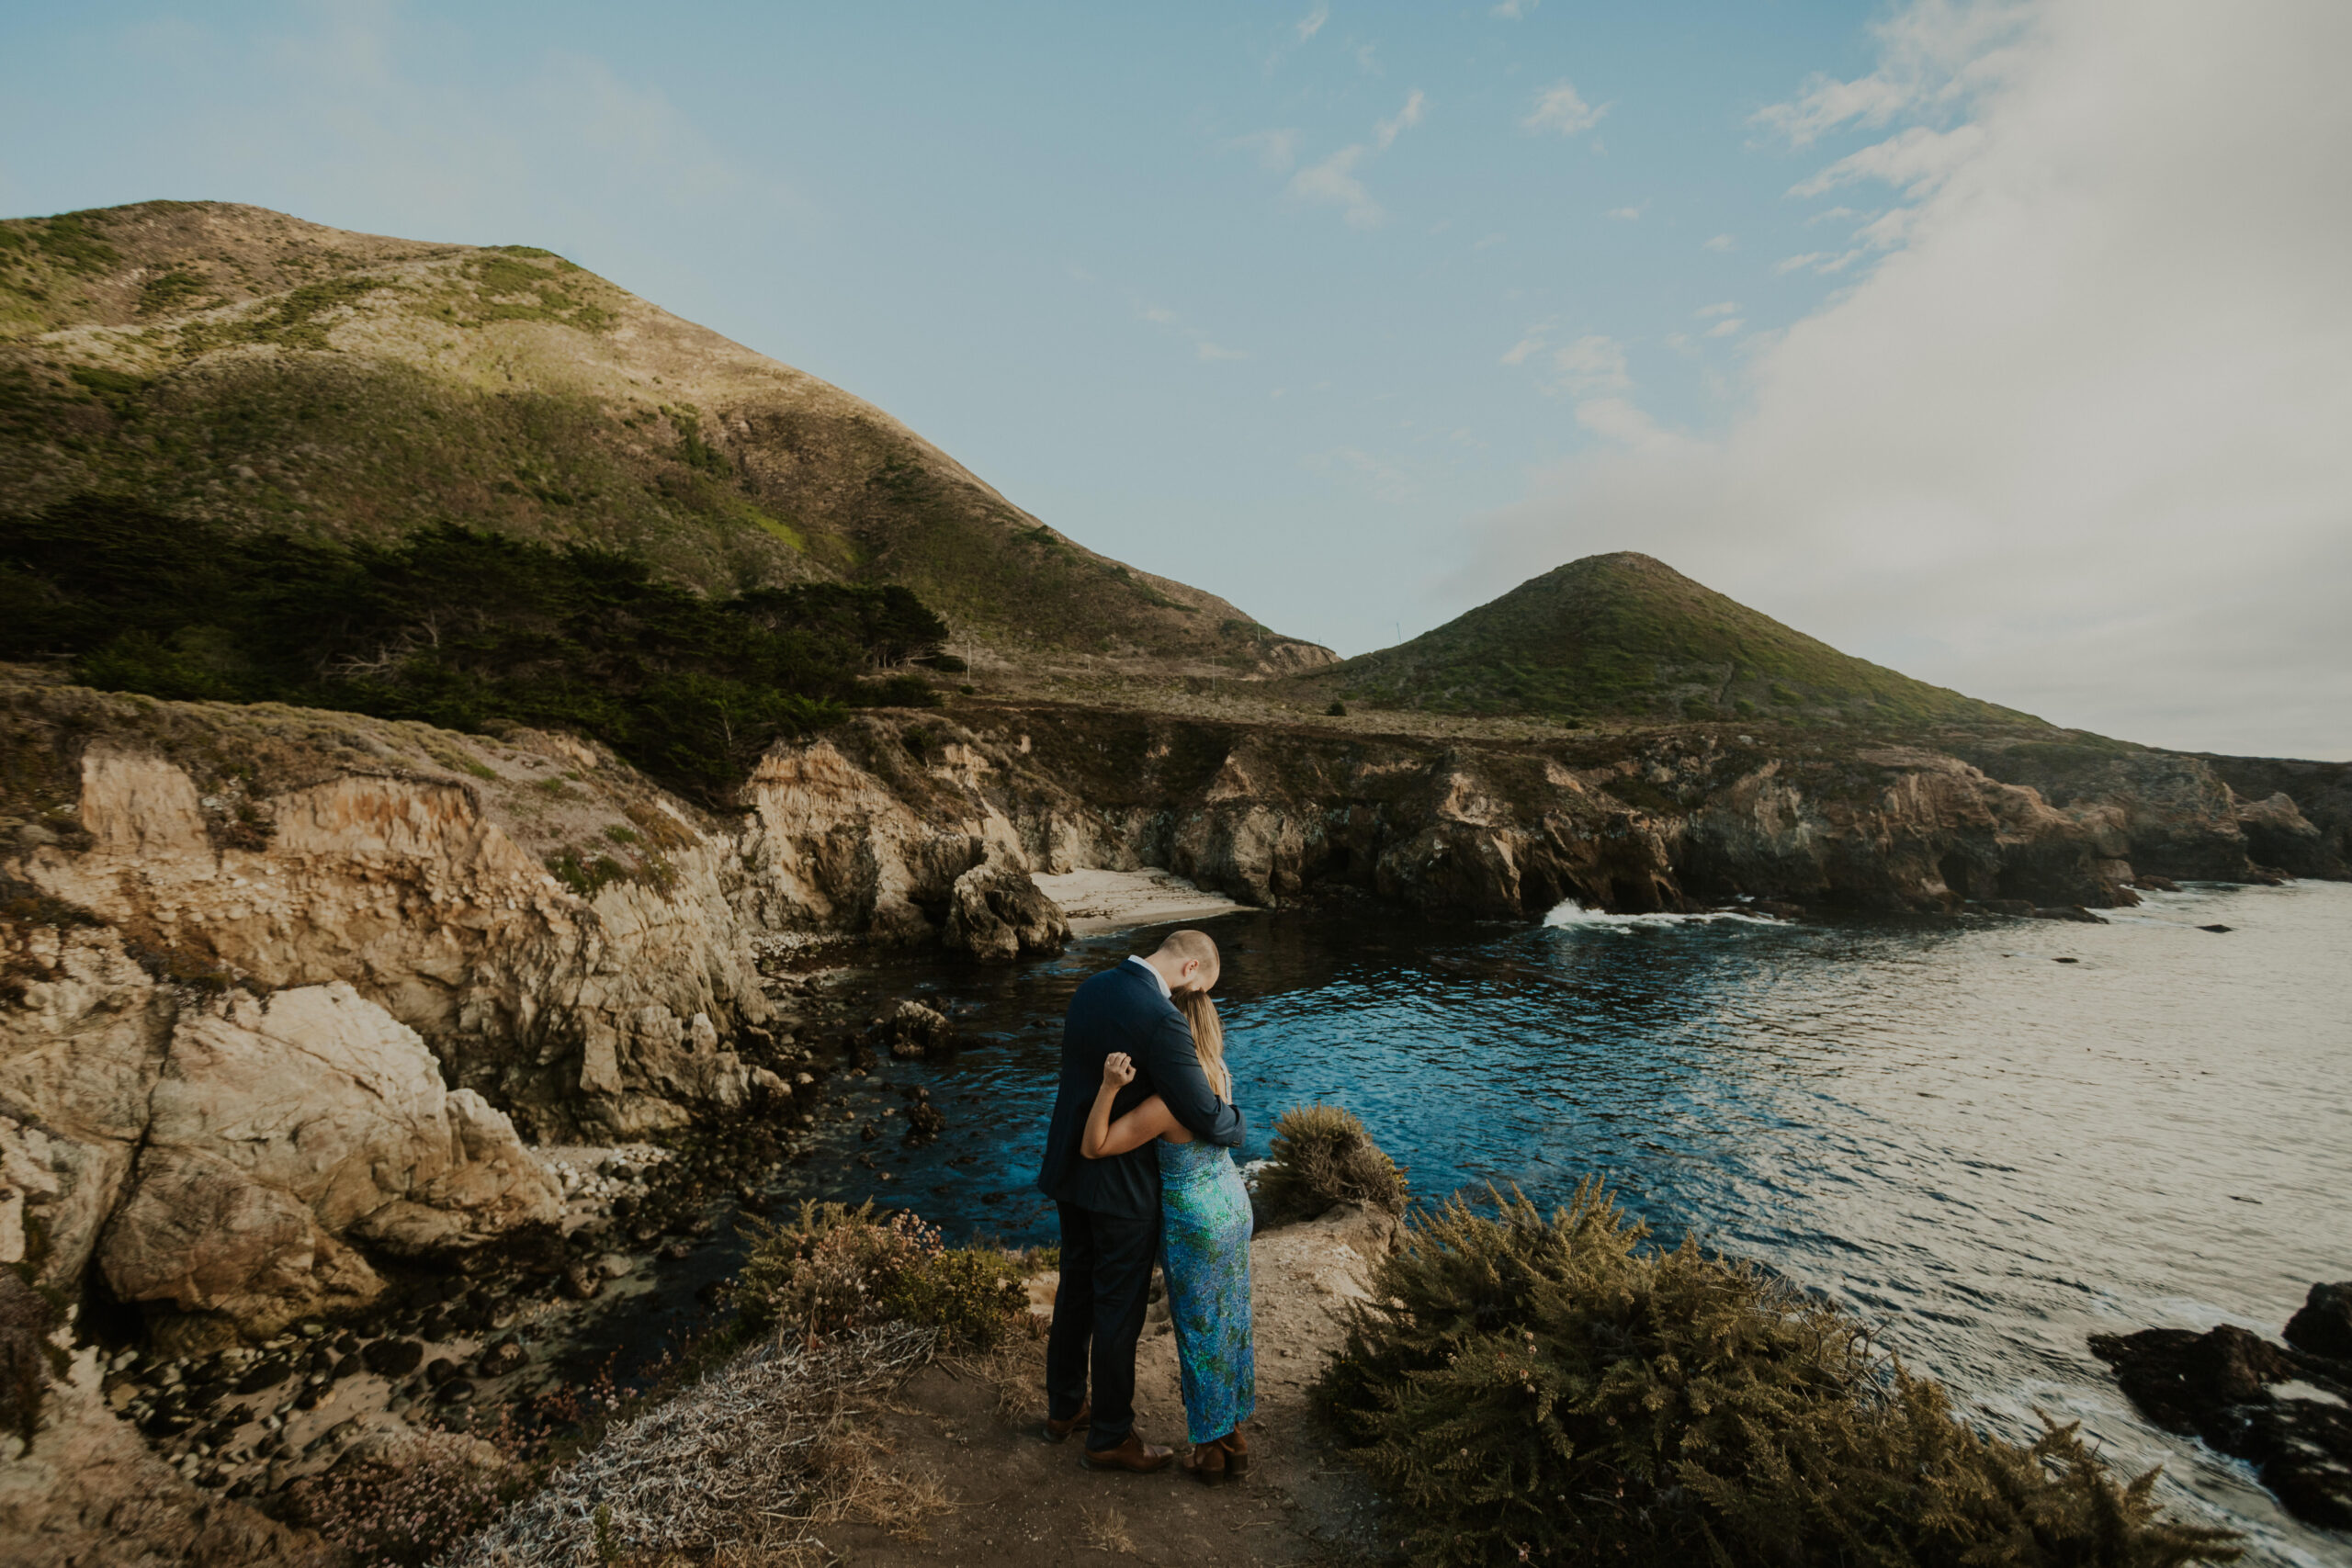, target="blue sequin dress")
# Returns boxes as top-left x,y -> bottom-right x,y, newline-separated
1157,1137 -> 1256,1443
